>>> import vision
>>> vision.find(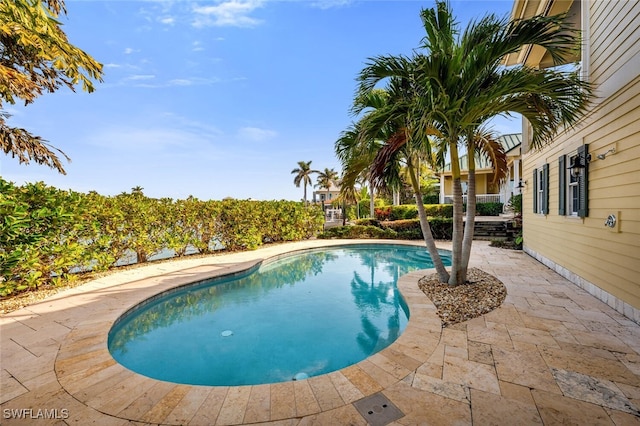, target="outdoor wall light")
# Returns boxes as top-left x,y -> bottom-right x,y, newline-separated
516,180 -> 525,189
597,147 -> 616,160
568,153 -> 591,178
